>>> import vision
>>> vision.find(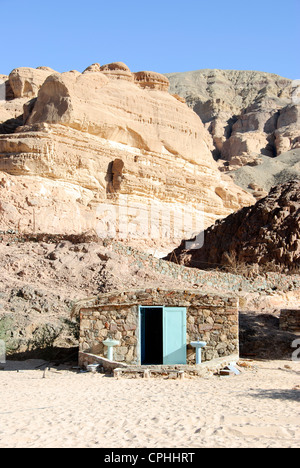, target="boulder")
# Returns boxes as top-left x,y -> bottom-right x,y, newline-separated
133,71 -> 169,91
100,62 -> 134,81
9,67 -> 58,98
